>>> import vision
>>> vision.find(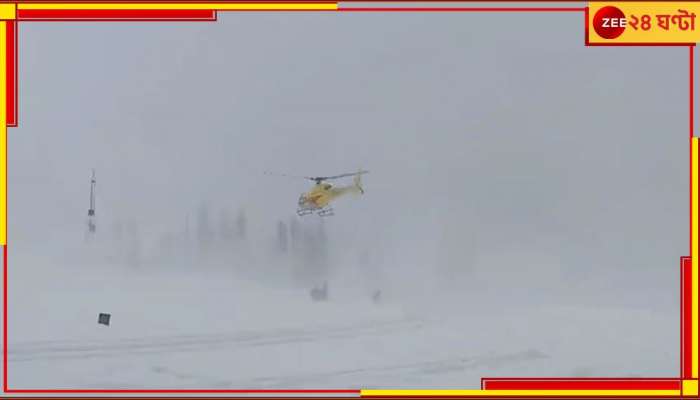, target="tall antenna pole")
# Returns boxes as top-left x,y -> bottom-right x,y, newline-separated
88,169 -> 96,233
